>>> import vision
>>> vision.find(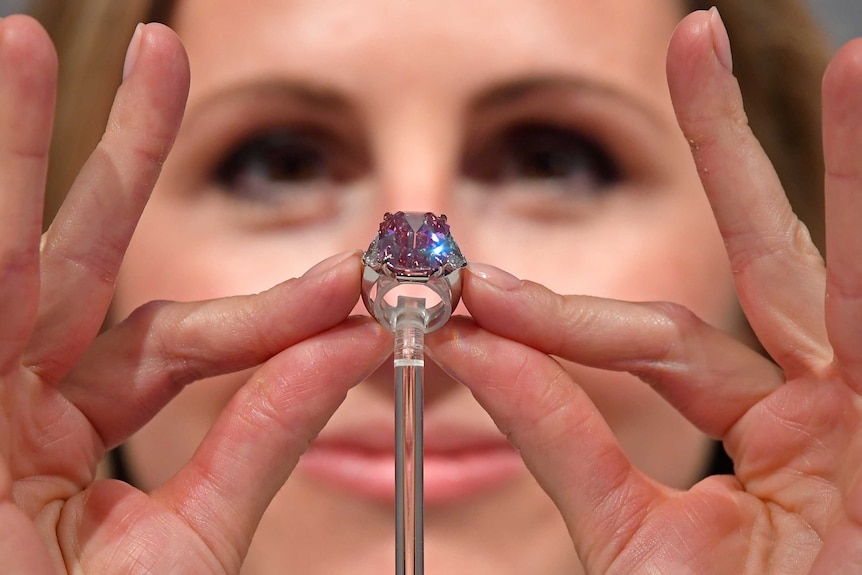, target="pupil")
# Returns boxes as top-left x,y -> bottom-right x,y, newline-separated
523,148 -> 578,179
